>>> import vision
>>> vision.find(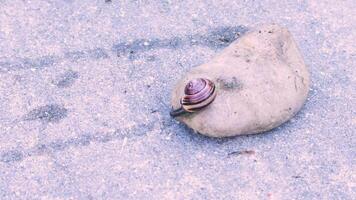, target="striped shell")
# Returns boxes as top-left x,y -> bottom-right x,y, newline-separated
180,78 -> 217,112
